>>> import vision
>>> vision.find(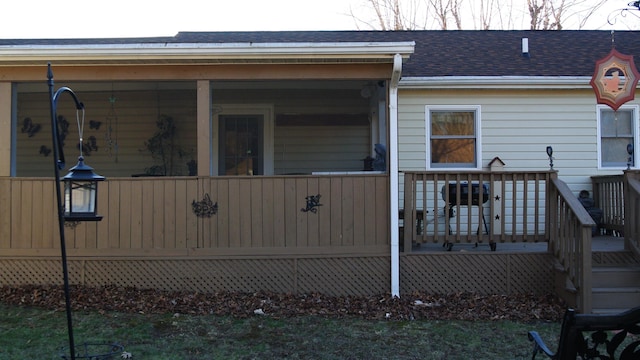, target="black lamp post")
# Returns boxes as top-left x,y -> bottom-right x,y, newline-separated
48,63 -> 105,360
546,146 -> 554,170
